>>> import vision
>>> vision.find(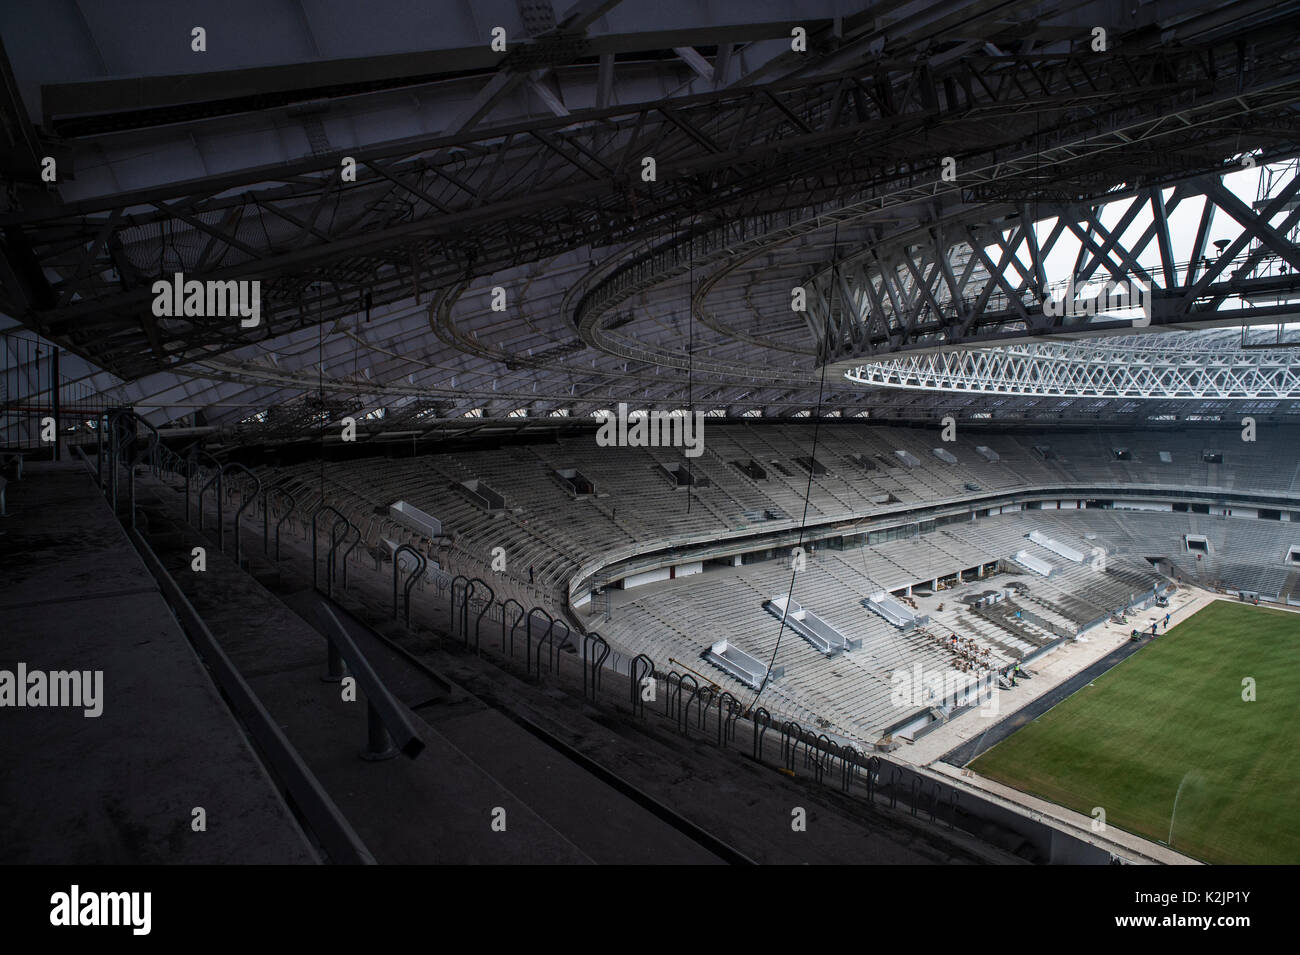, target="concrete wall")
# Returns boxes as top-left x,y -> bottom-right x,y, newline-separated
621,567 -> 670,589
